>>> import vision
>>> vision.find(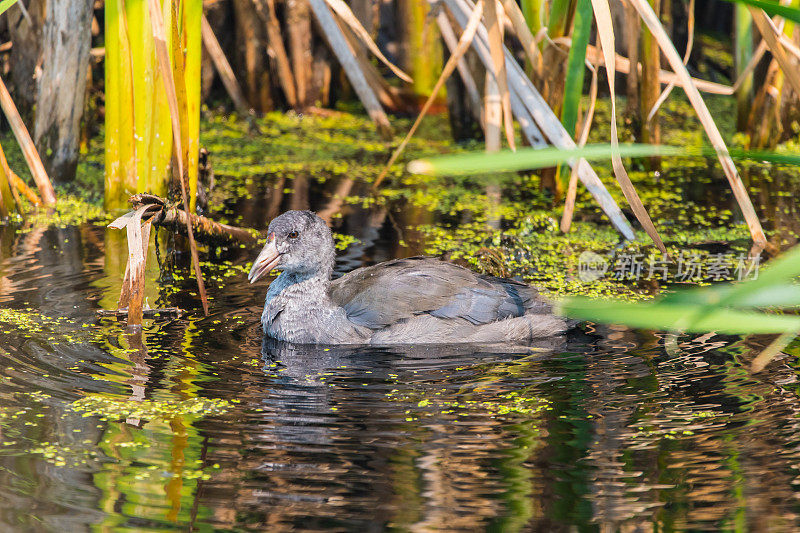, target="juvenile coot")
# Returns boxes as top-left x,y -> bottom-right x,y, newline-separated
248,210 -> 570,344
